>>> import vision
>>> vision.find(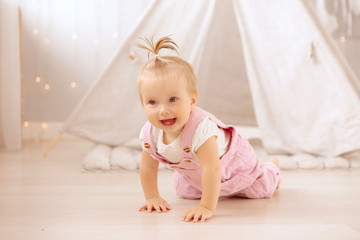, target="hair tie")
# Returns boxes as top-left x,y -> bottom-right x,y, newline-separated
155,54 -> 159,58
